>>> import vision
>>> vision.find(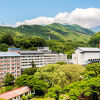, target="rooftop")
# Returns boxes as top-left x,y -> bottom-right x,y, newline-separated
20,50 -> 51,54
0,86 -> 31,99
0,52 -> 21,57
8,48 -> 20,51
77,47 -> 100,52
